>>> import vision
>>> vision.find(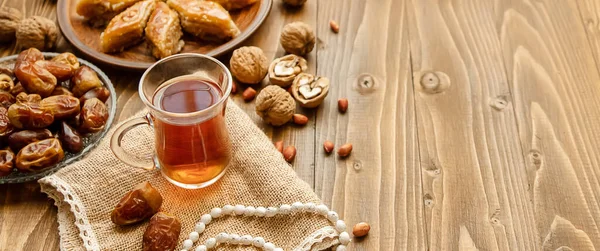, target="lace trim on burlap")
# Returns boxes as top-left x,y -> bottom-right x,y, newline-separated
295,226 -> 340,251
39,176 -> 100,251
40,176 -> 340,251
